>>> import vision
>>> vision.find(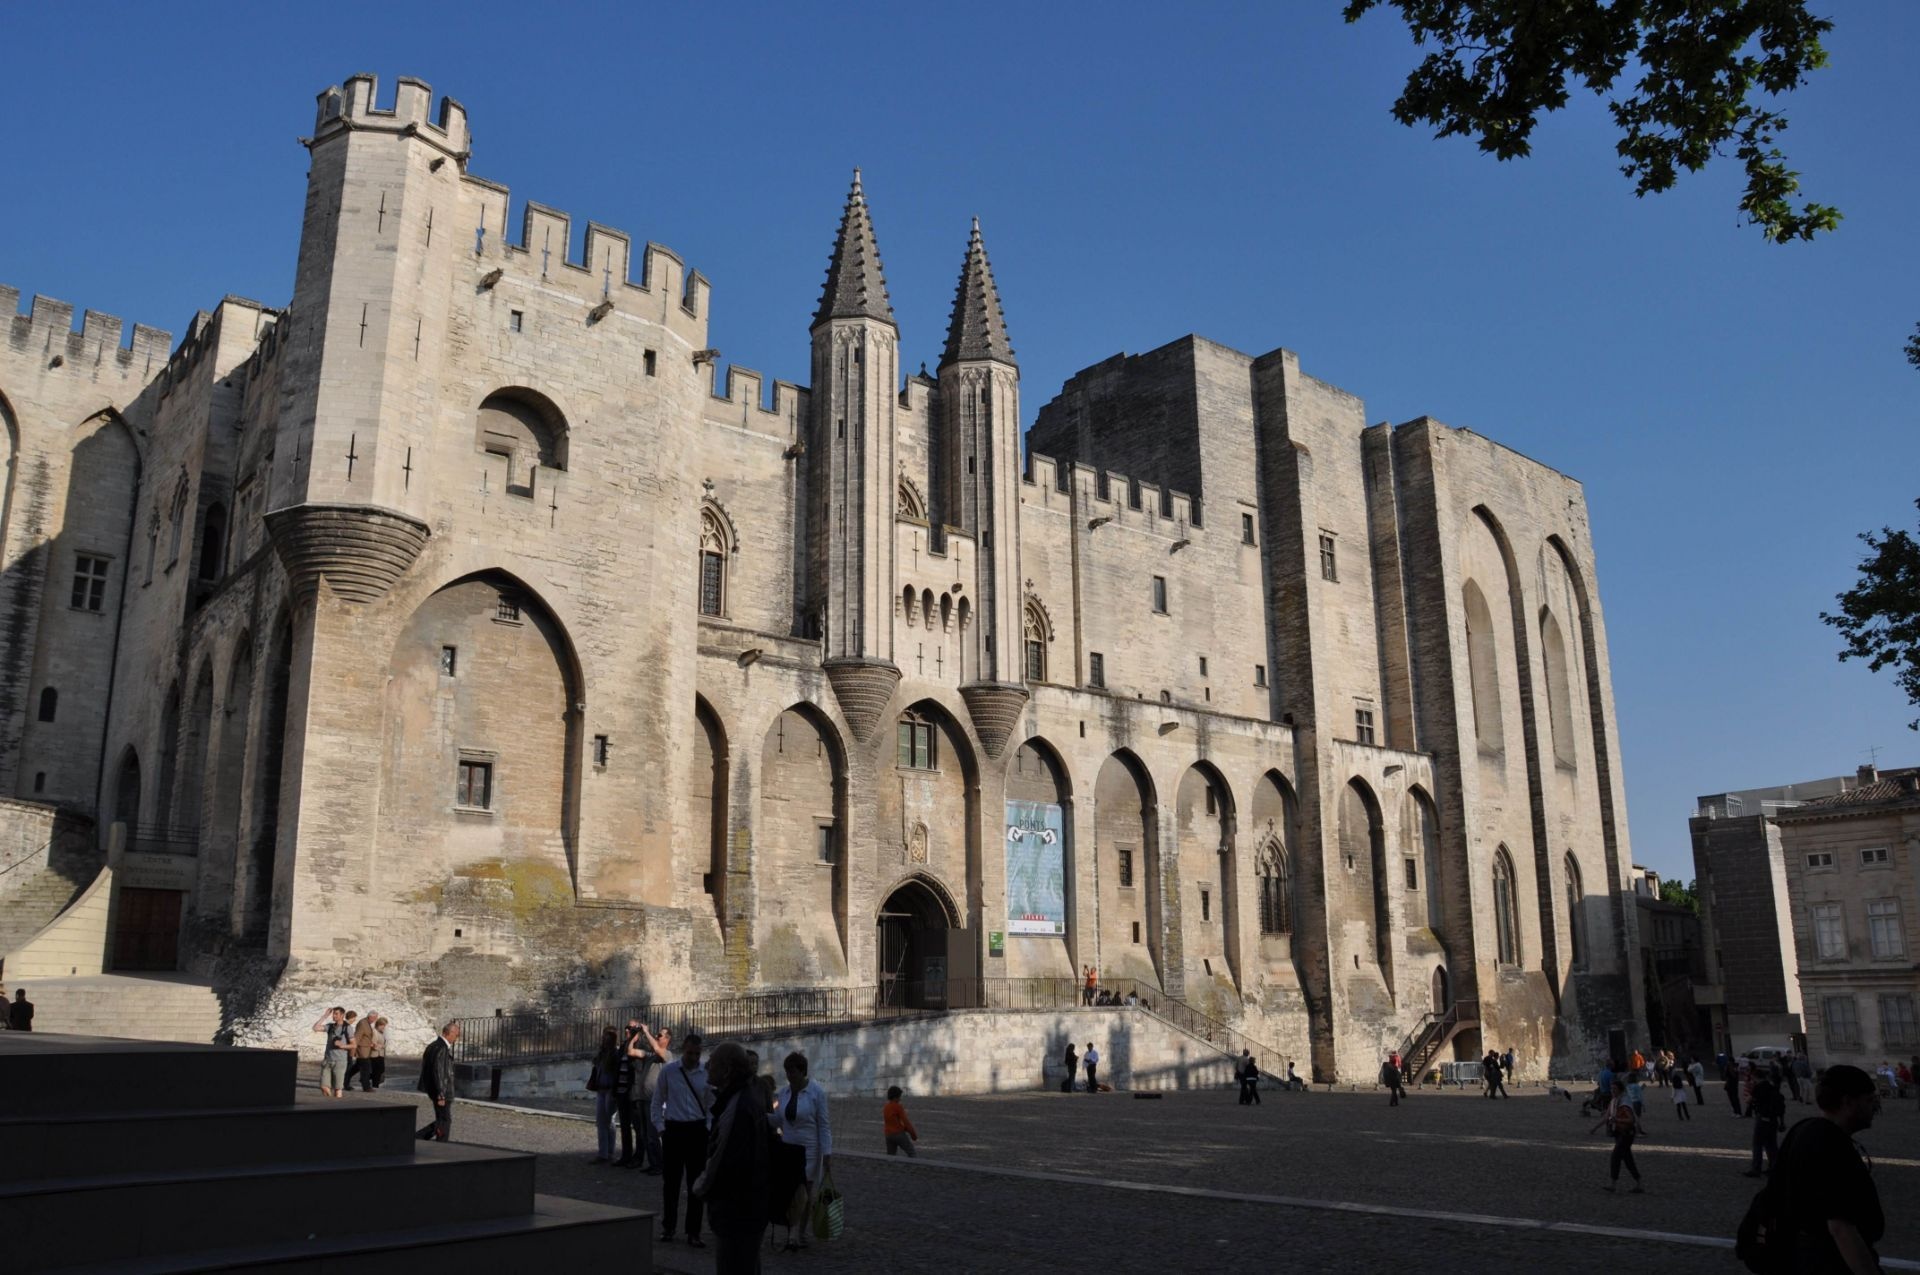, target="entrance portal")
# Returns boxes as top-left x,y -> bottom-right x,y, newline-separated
877,877 -> 970,1010
1432,965 -> 1450,1014
113,888 -> 183,971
